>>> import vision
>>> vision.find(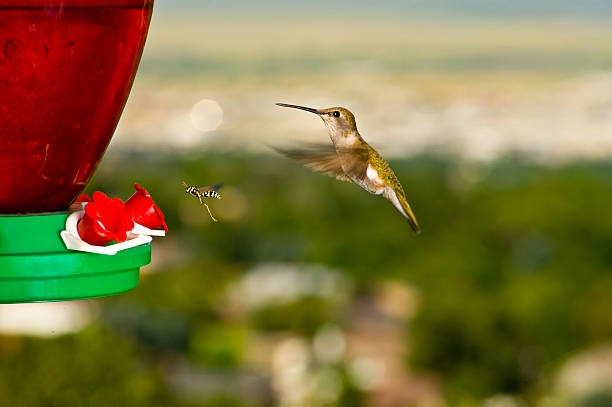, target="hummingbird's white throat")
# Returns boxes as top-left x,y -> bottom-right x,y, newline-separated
321,116 -> 359,146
